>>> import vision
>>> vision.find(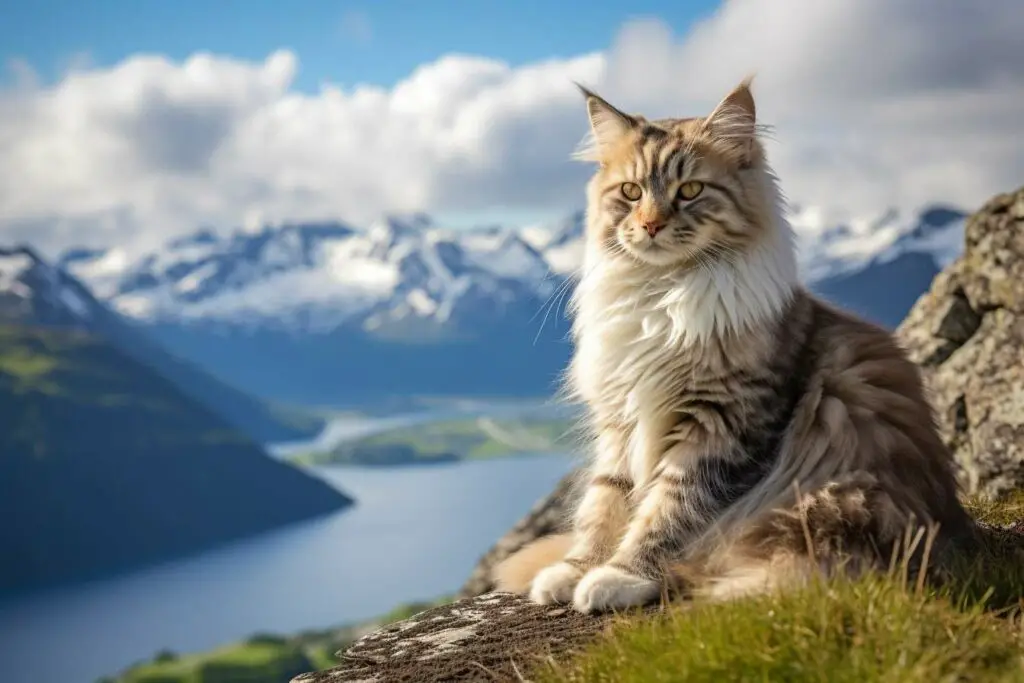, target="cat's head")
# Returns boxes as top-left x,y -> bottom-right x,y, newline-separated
576,78 -> 778,269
